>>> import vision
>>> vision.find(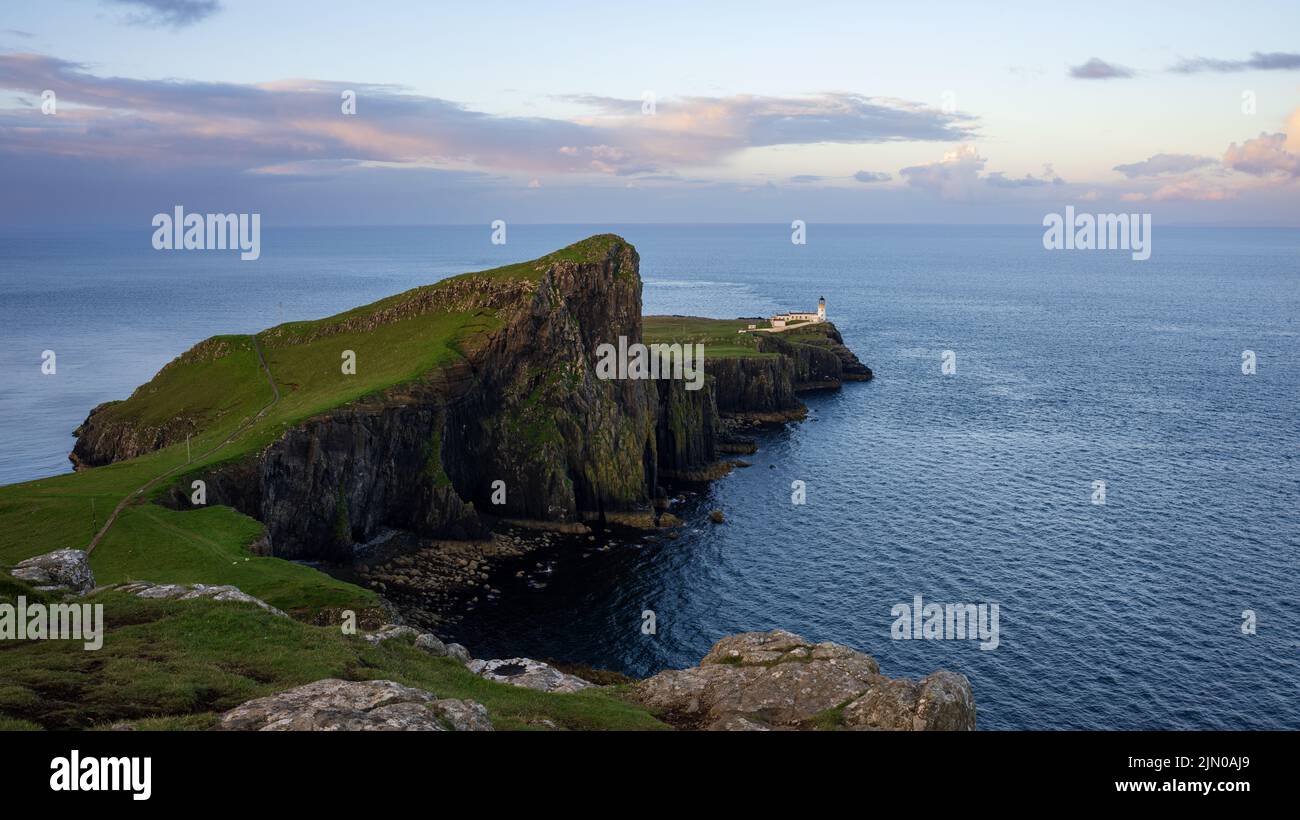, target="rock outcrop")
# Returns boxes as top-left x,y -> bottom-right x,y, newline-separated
359,623 -> 456,659
214,679 -> 493,731
633,630 -> 975,731
112,581 -> 287,616
11,549 -> 95,595
709,324 -> 872,423
467,658 -> 594,693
